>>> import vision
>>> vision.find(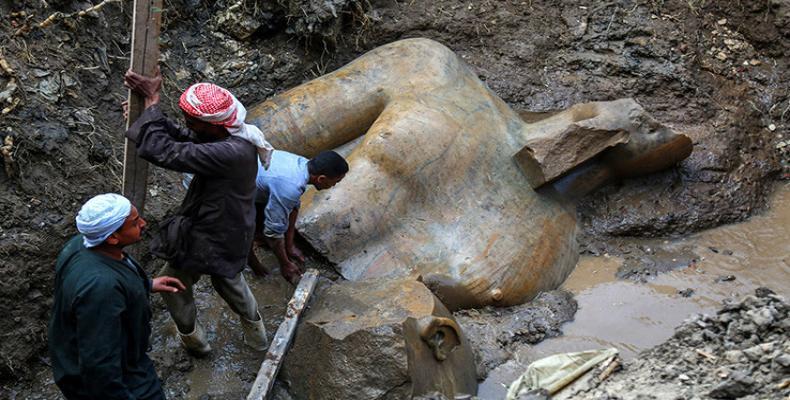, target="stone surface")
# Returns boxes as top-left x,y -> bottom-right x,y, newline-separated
249,39 -> 689,310
708,371 -> 755,399
514,98 -> 691,189
281,277 -> 477,400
